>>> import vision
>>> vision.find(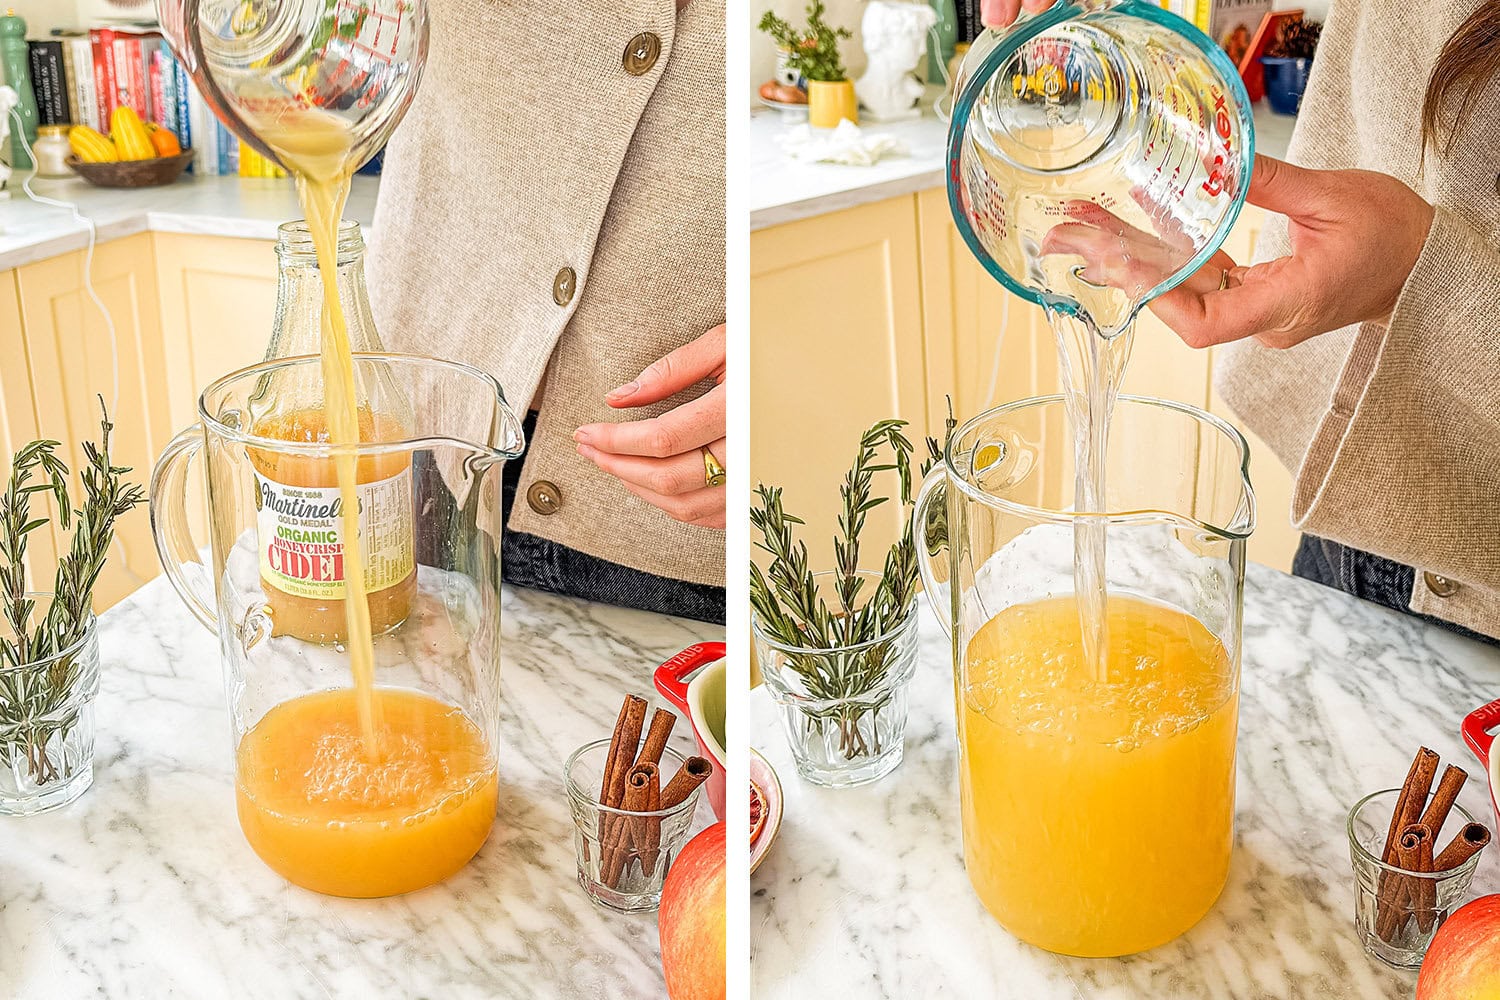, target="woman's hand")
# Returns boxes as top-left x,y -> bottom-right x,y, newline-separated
980,0 -> 1056,28
574,325 -> 726,530
1150,155 -> 1436,350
